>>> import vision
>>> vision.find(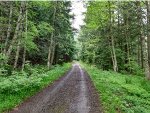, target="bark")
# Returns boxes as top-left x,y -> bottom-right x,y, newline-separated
117,2 -> 121,40
140,36 -> 144,69
0,33 -> 5,53
142,32 -> 150,79
124,8 -> 130,71
13,40 -> 21,69
50,43 -> 55,65
3,2 -> 13,54
108,1 -> 118,72
14,21 -> 23,69
137,37 -> 141,66
109,37 -> 114,69
22,2 -> 27,70
22,47 -> 26,70
47,33 -> 53,69
111,35 -> 118,72
146,1 -> 150,79
136,1 -> 150,79
0,7 -> 5,53
136,1 -> 144,68
47,4 -> 56,69
6,2 -> 25,58
143,36 -> 150,79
